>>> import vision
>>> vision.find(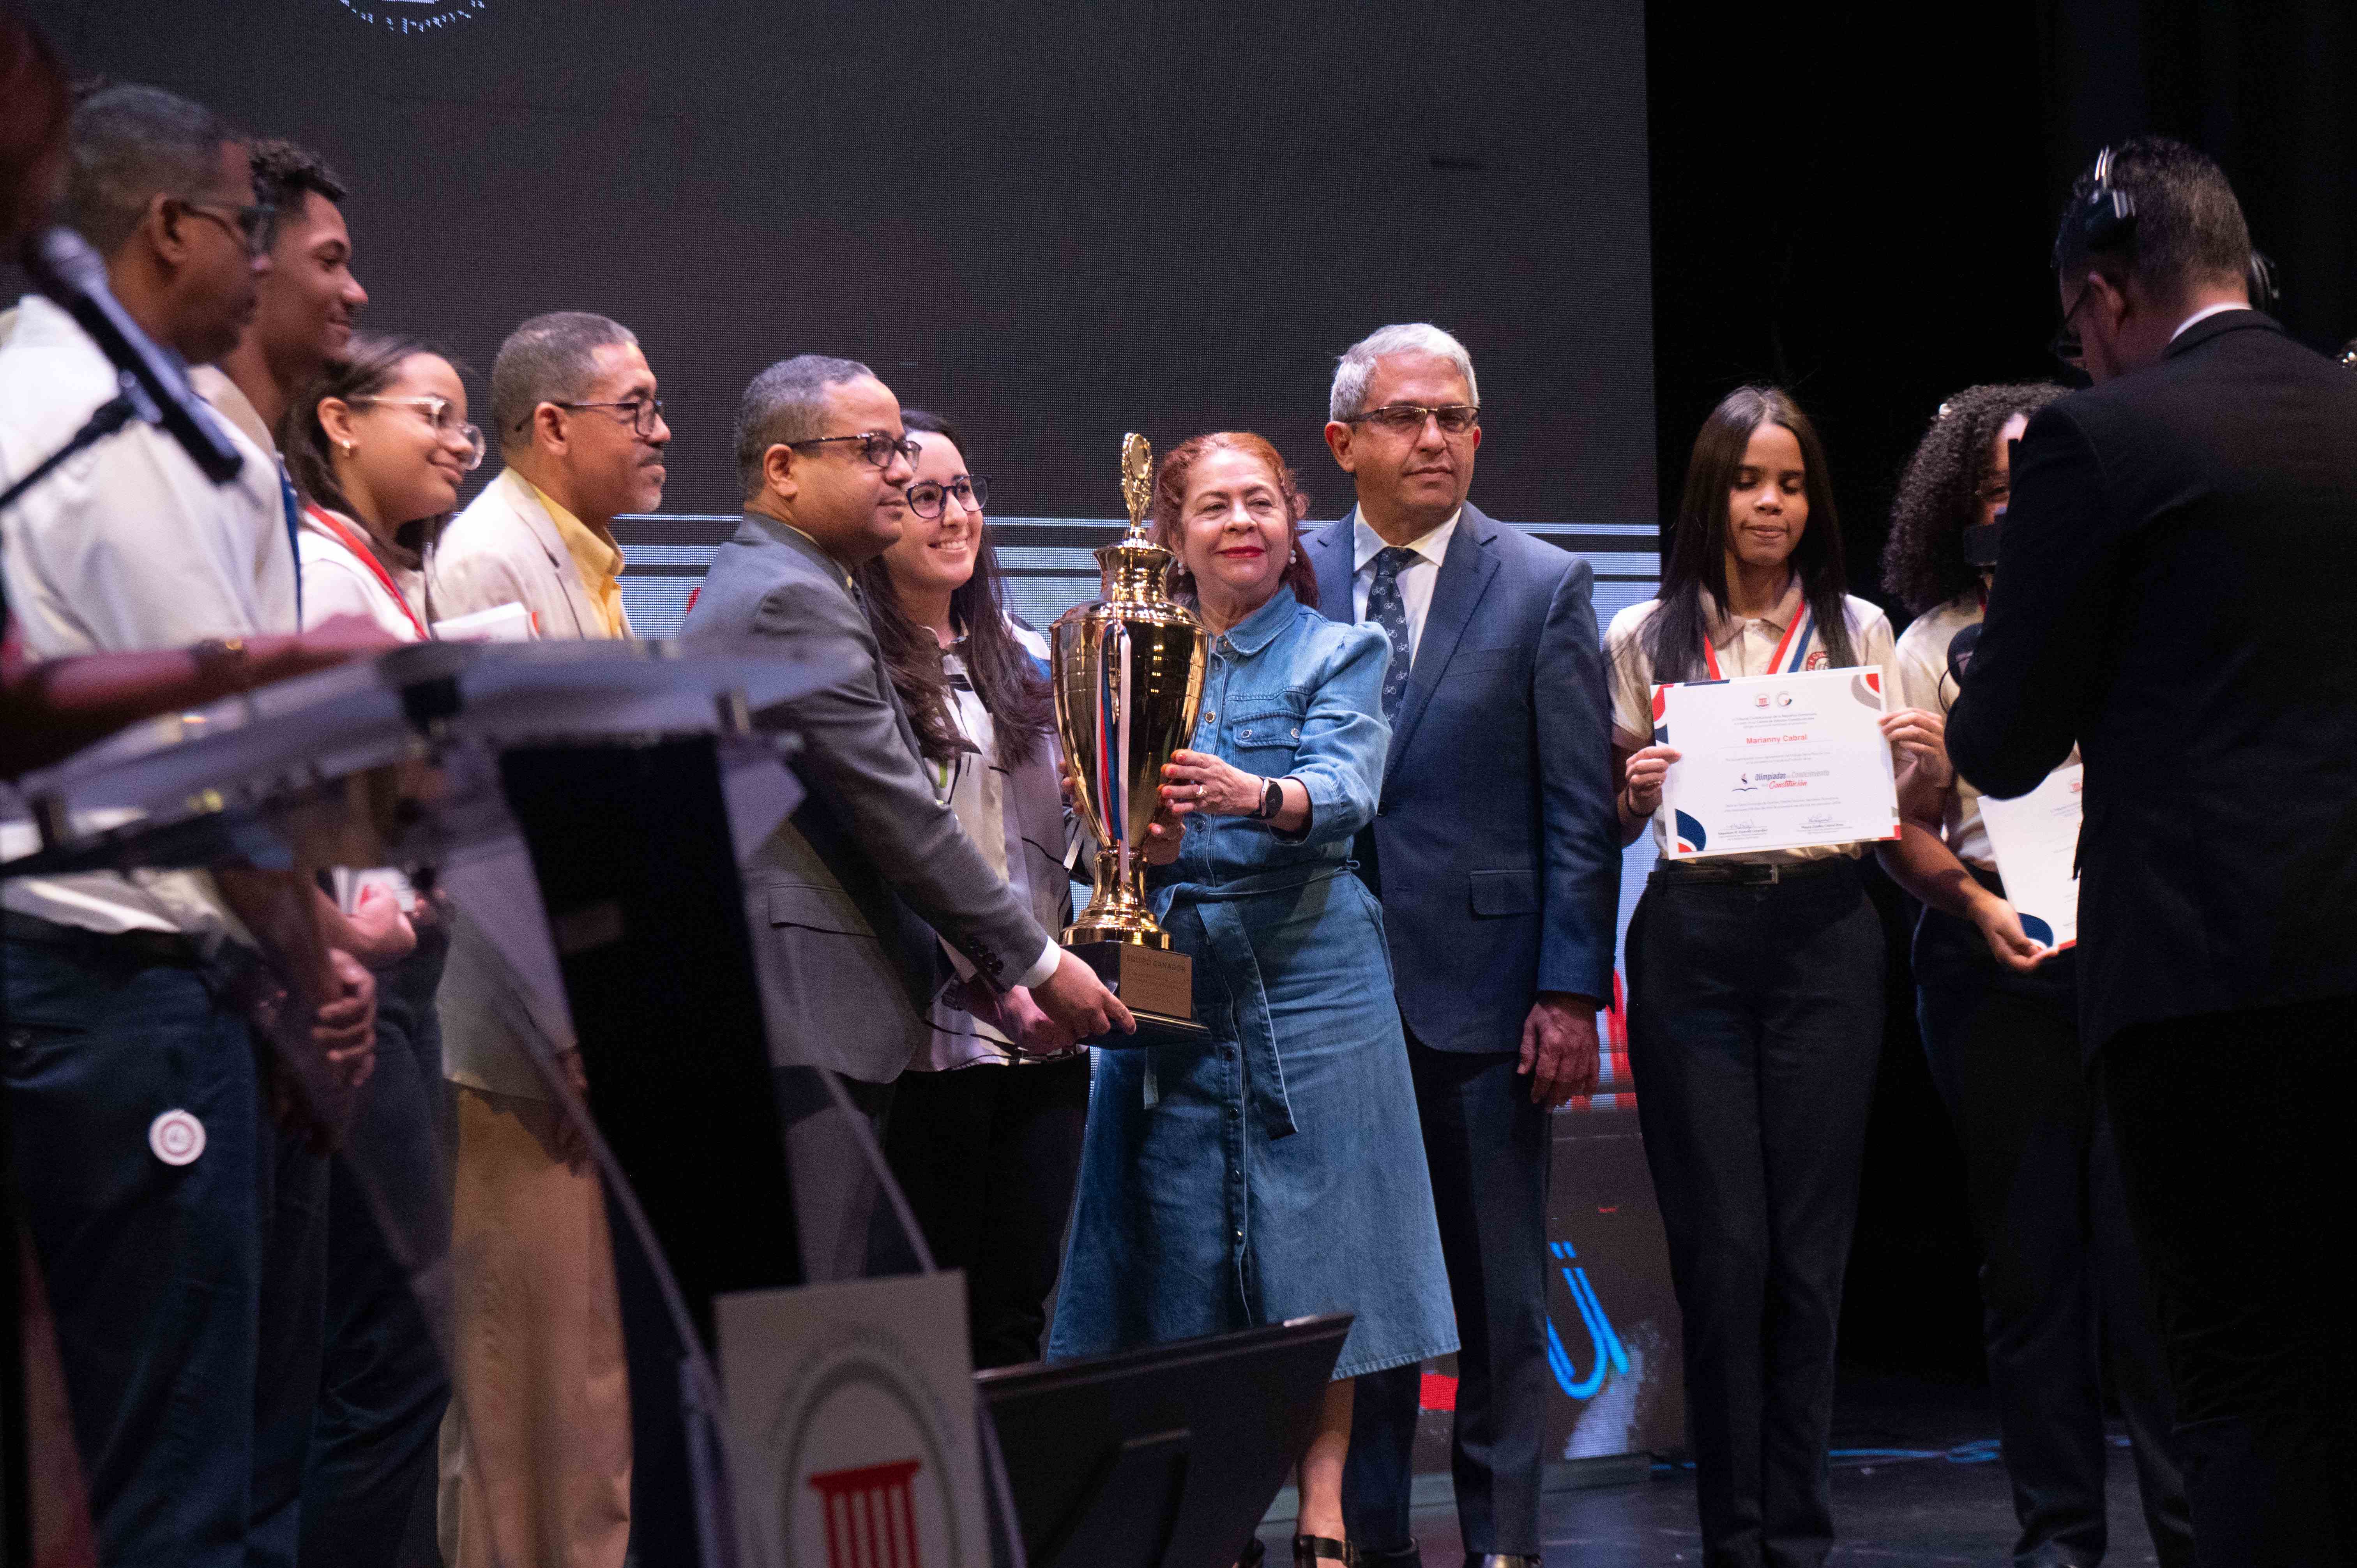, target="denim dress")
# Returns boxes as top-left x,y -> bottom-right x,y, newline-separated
1048,587 -> 1458,1380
